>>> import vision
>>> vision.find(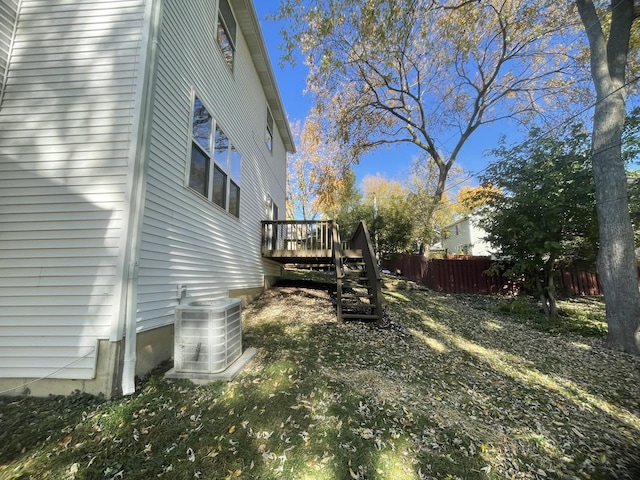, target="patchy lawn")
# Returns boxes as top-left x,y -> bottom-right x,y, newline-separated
1,277 -> 639,480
